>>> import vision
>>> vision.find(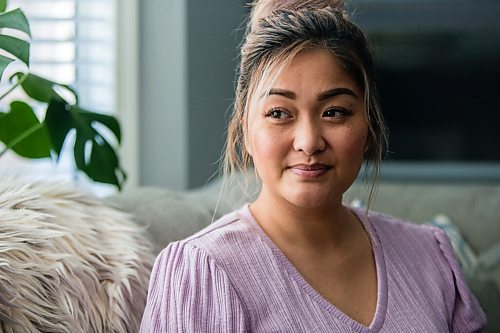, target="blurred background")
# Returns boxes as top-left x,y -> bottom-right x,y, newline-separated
2,0 -> 500,193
